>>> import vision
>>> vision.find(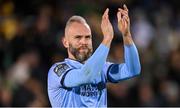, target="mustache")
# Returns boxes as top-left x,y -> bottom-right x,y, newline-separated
78,45 -> 90,50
